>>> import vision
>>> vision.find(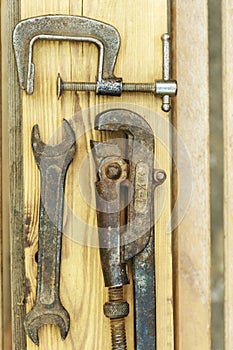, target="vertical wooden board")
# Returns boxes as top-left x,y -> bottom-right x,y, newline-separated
16,1 -> 172,349
0,1 -> 3,347
3,0 -> 26,349
222,1 -> 233,349
0,1 -> 3,348
172,1 -> 211,349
